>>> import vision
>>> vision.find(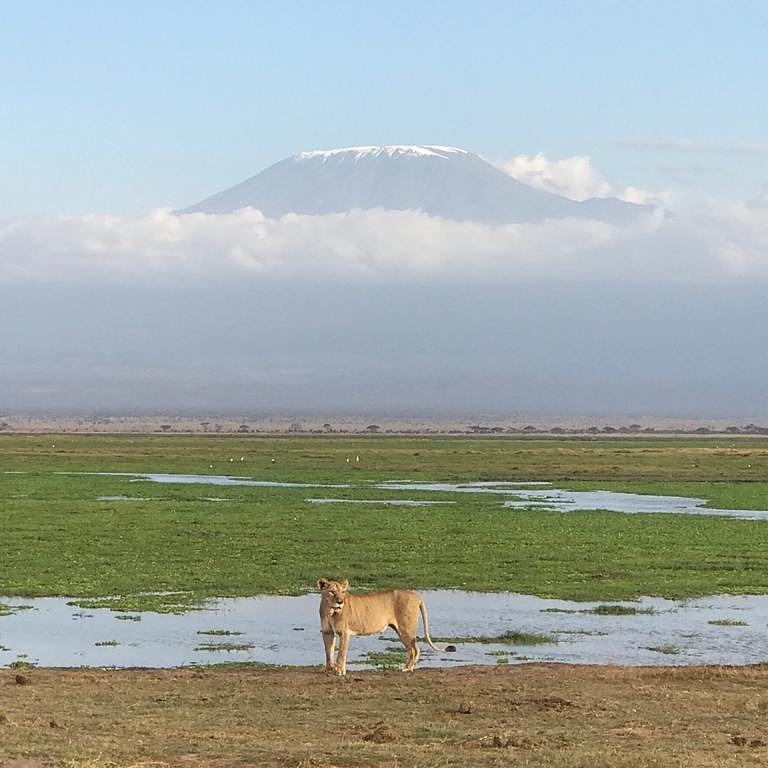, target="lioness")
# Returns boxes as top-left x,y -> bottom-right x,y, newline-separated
317,578 -> 445,675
